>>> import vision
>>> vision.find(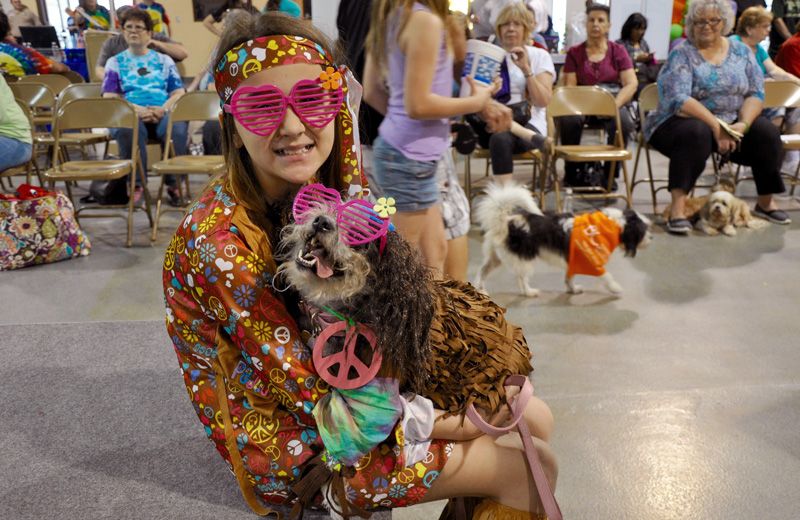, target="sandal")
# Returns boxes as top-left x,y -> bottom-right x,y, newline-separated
753,205 -> 791,225
666,218 -> 692,235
